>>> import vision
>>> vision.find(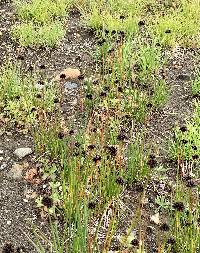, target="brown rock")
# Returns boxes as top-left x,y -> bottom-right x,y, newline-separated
53,68 -> 81,81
